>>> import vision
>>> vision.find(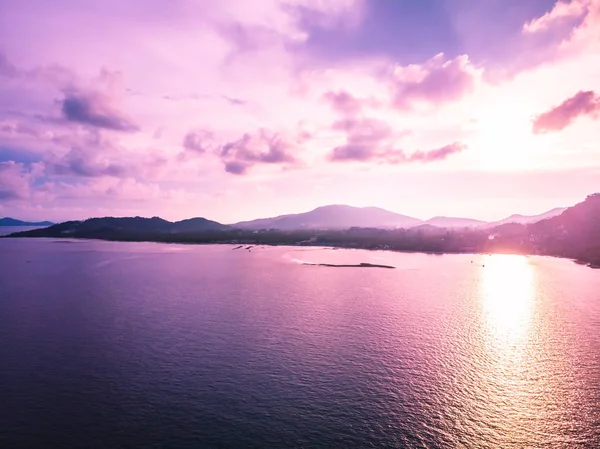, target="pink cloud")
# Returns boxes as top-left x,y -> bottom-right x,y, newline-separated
533,90 -> 600,133
218,130 -> 300,174
50,147 -> 128,178
329,117 -> 395,162
61,88 -> 139,132
50,146 -> 168,180
523,0 -> 590,34
0,161 -> 41,201
2,0 -> 600,223
0,51 -> 76,89
323,90 -> 363,116
408,143 -> 467,162
50,177 -> 174,203
183,130 -> 214,153
328,117 -> 464,164
219,22 -> 283,54
322,90 -> 379,116
392,54 -> 477,109
330,141 -> 465,164
0,52 -> 18,78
